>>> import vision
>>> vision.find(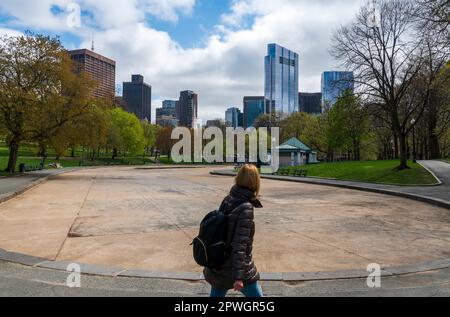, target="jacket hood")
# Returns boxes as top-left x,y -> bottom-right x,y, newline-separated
230,185 -> 263,209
